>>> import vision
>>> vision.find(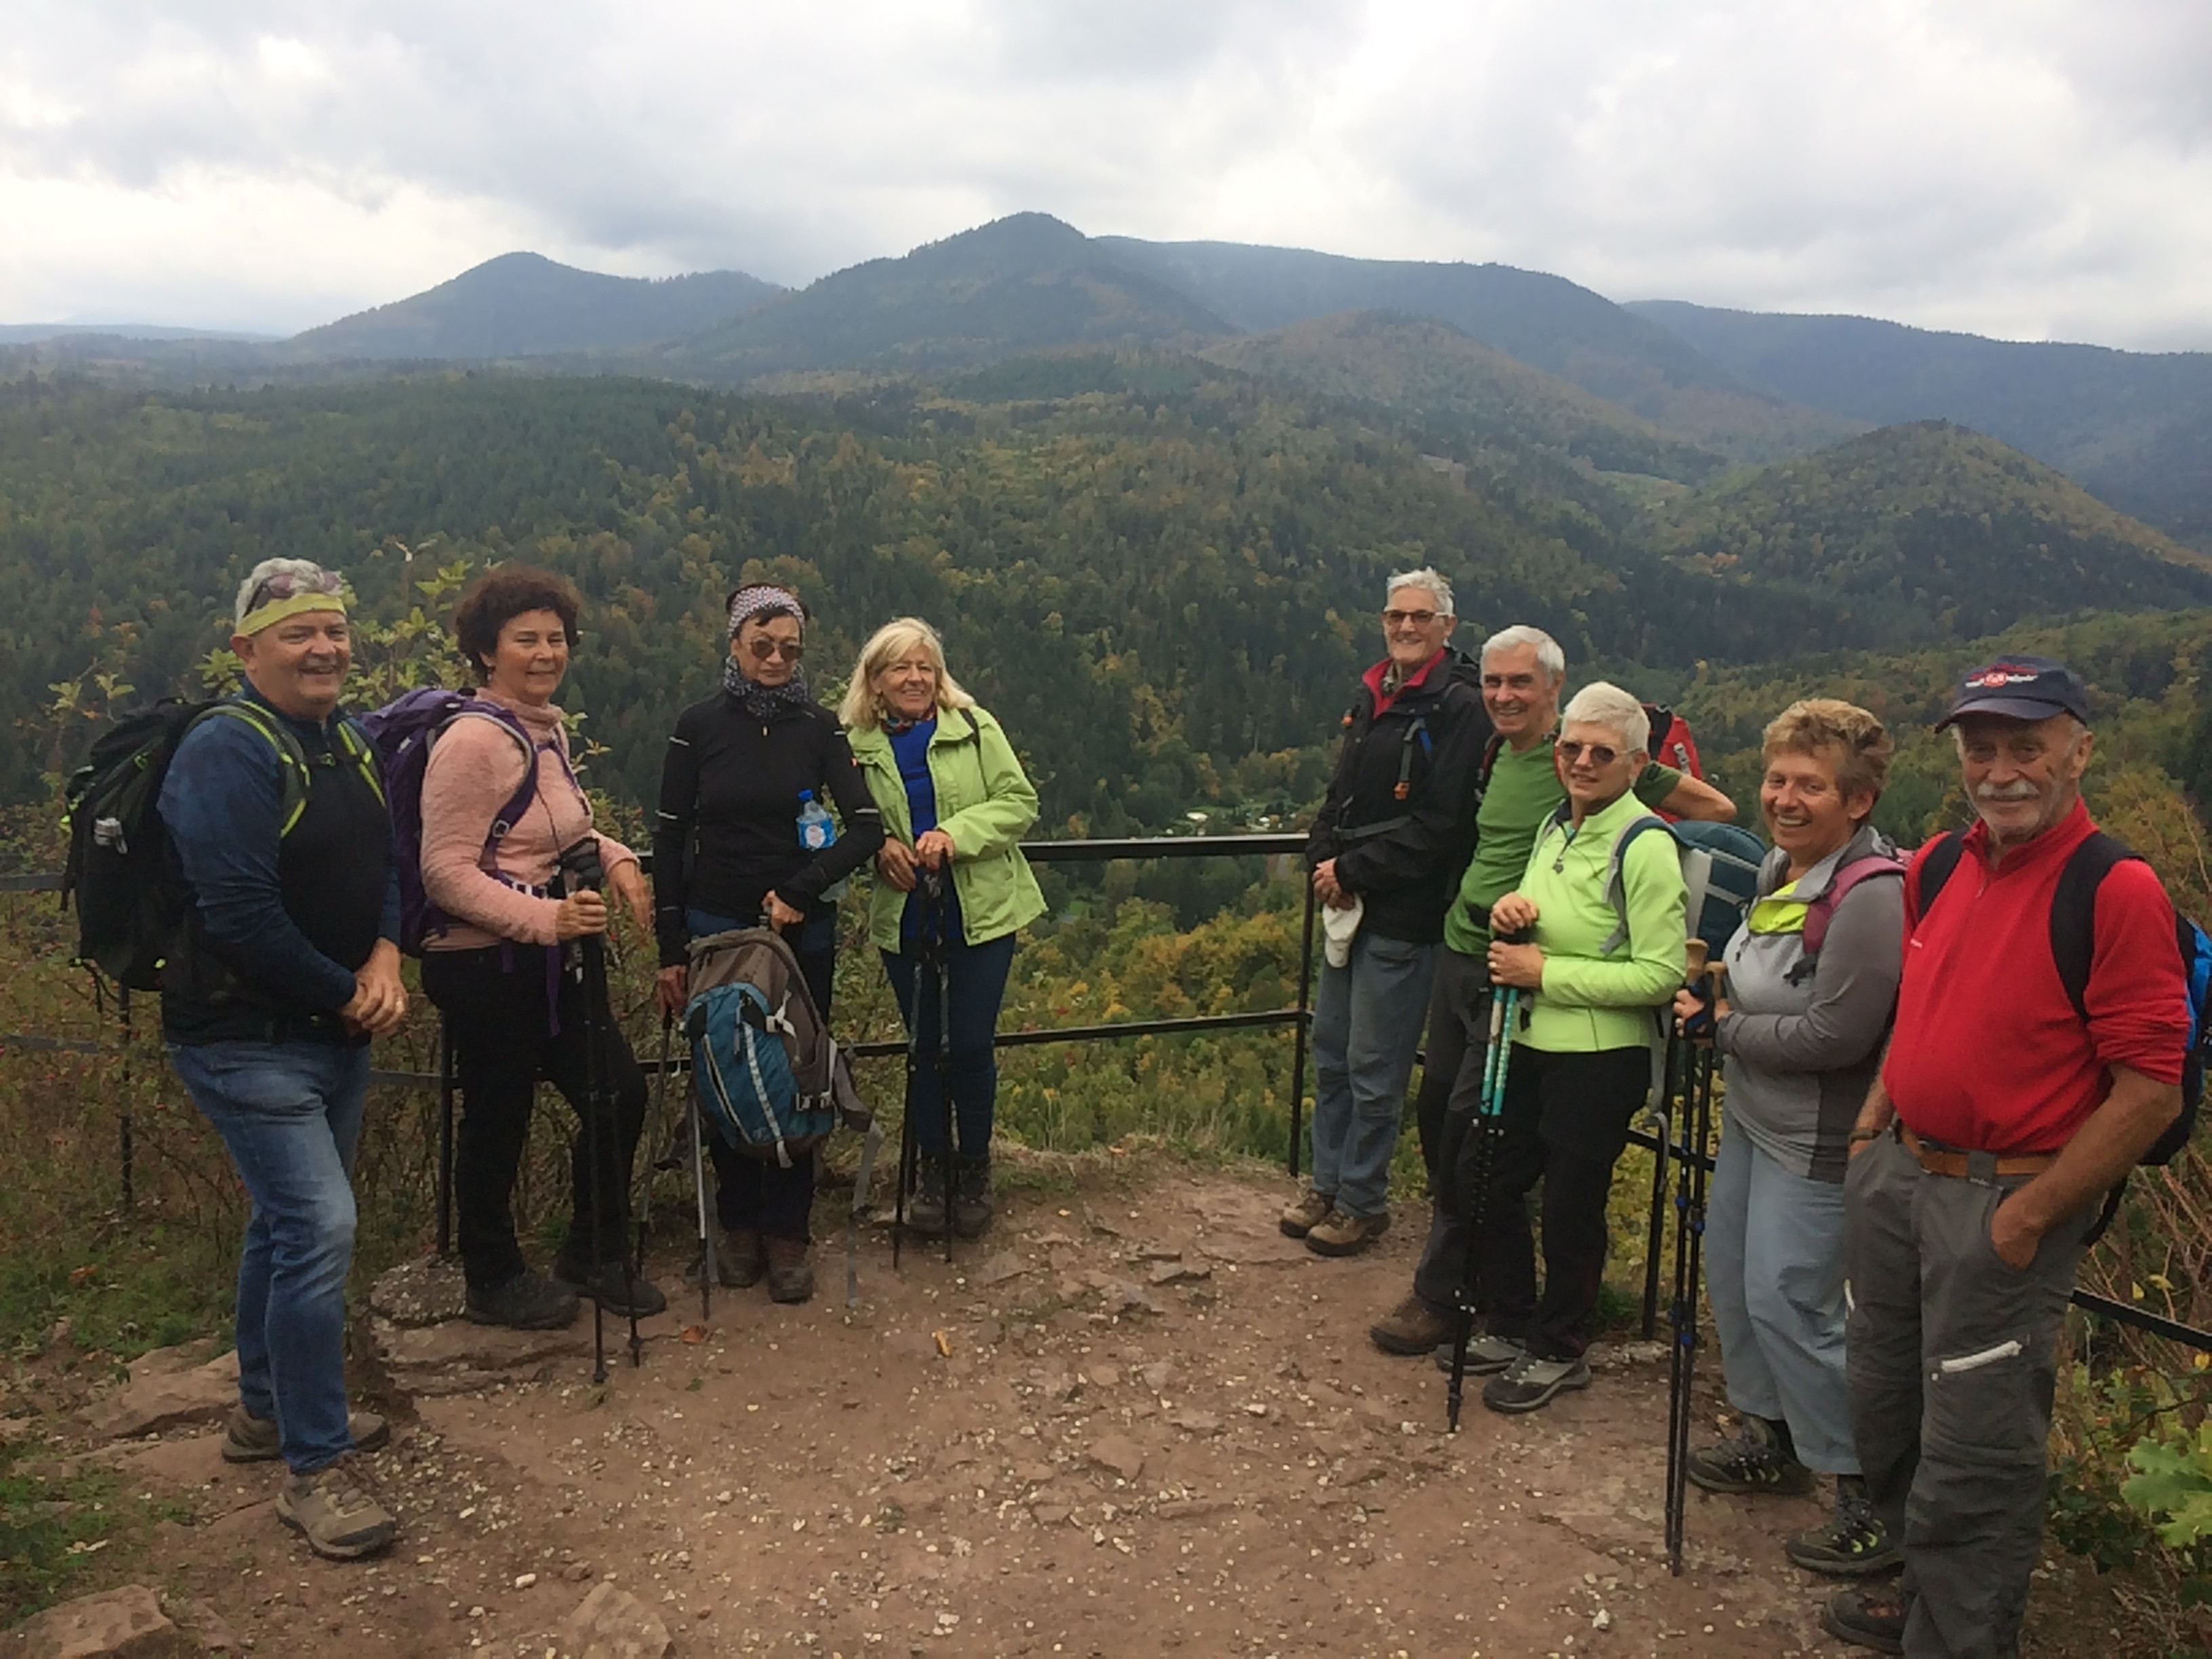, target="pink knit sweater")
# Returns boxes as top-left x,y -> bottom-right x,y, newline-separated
418,689 -> 638,951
